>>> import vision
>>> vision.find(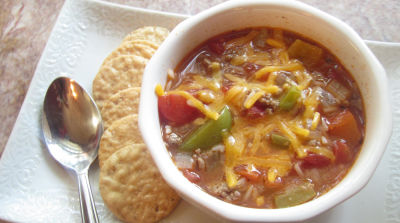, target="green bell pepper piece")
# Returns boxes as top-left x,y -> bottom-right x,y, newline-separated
271,133 -> 291,148
279,85 -> 301,111
179,106 -> 232,151
274,183 -> 316,208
